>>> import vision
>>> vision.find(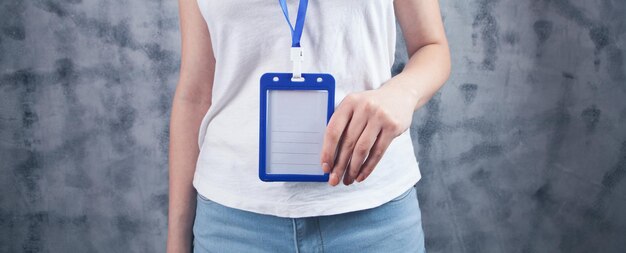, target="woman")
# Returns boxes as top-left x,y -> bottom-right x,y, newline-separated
168,0 -> 450,252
